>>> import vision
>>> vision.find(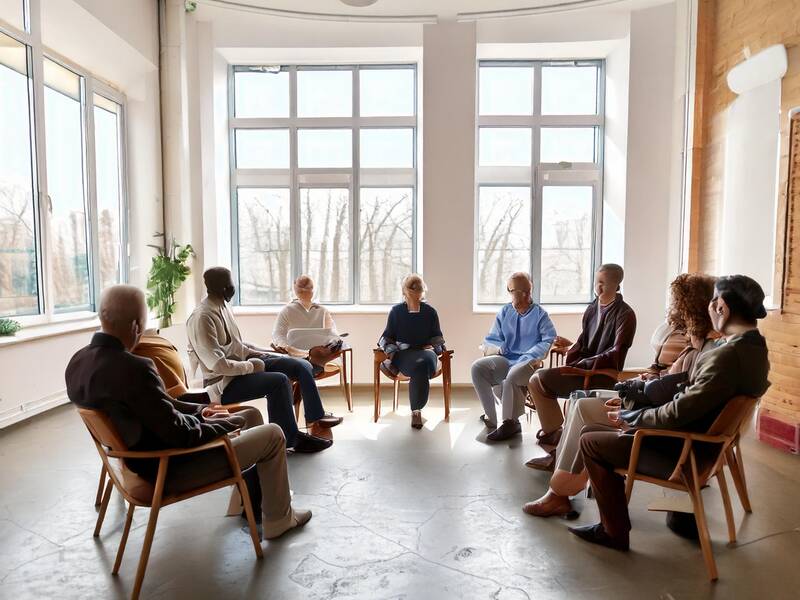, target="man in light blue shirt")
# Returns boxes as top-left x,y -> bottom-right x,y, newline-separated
471,272 -> 556,441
